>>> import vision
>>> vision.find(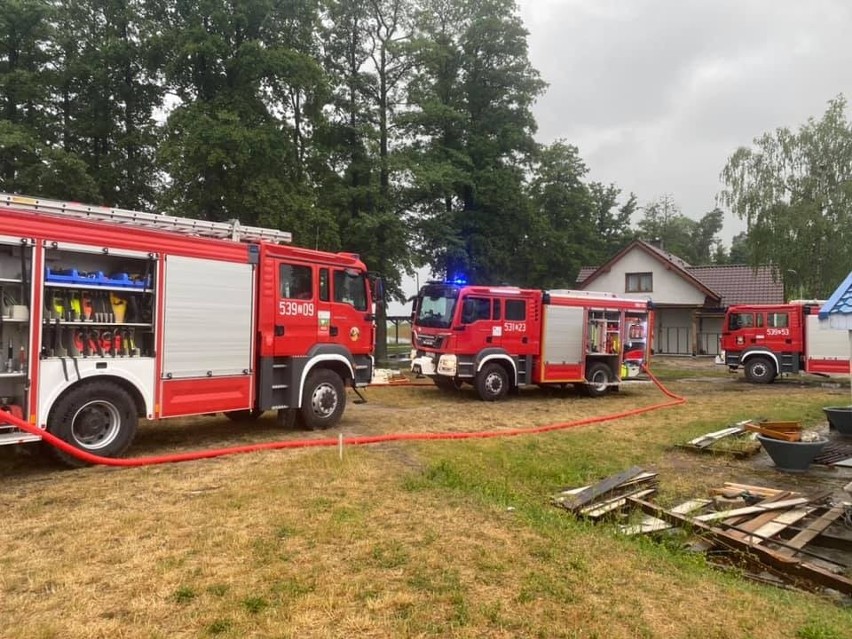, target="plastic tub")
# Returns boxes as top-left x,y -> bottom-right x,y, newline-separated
757,434 -> 827,473
823,406 -> 852,435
